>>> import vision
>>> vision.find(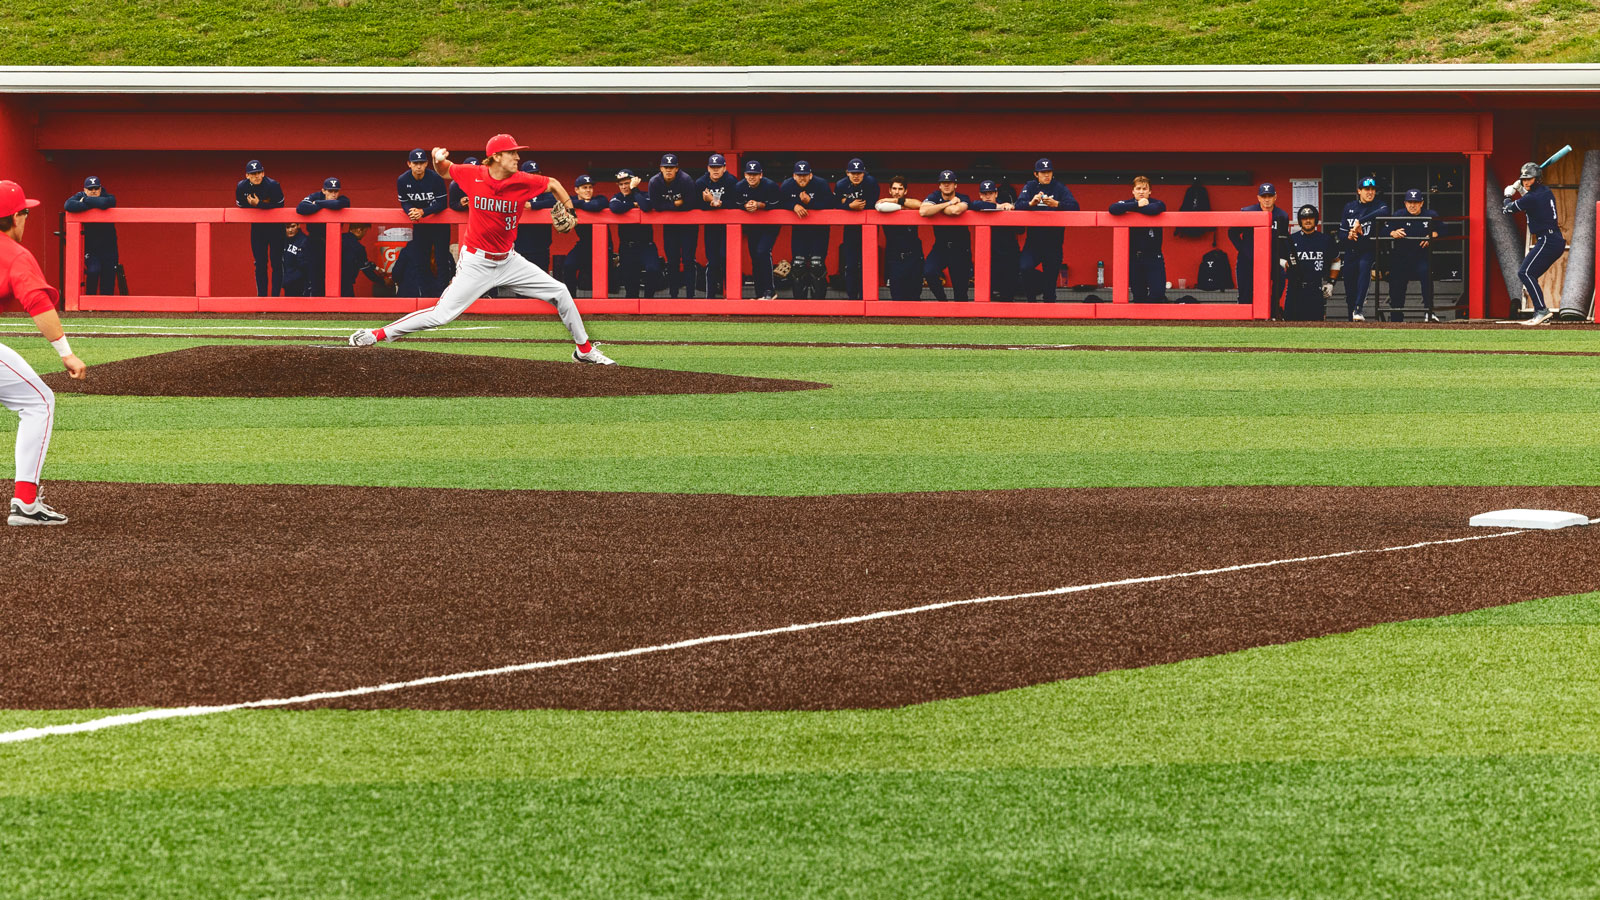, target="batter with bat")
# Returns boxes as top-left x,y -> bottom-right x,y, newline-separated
350,134 -> 615,365
1503,146 -> 1570,327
